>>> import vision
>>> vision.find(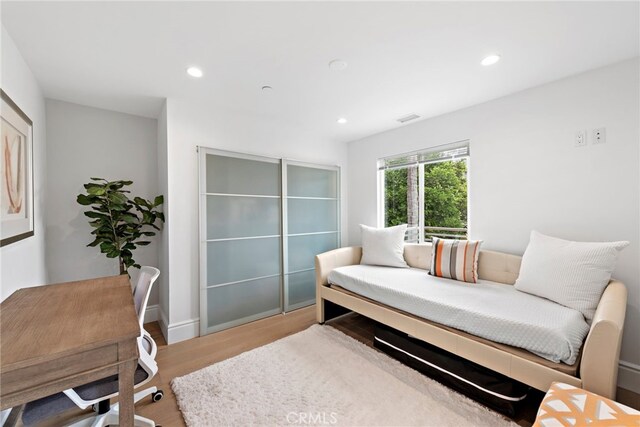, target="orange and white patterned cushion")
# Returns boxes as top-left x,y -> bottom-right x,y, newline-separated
534,382 -> 640,427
